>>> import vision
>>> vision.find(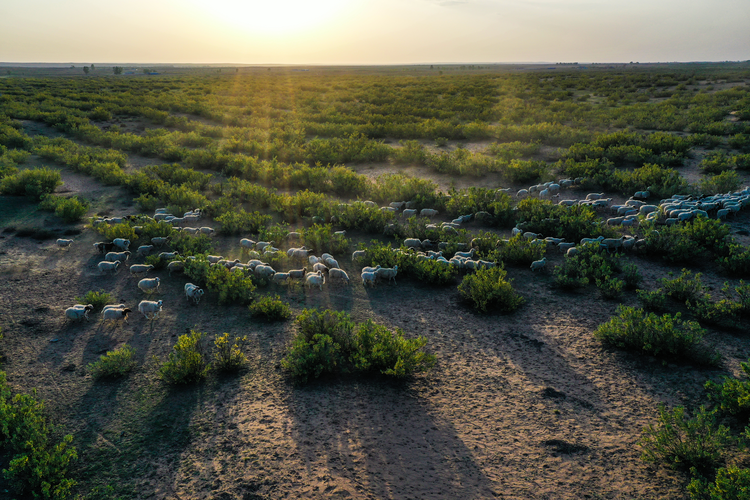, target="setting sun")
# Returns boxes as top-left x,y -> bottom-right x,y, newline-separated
198,0 -> 350,36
